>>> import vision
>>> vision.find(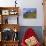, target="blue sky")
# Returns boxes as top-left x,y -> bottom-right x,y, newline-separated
23,8 -> 36,13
